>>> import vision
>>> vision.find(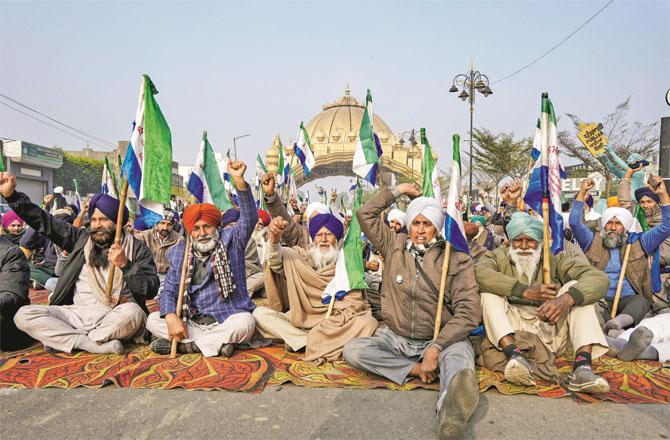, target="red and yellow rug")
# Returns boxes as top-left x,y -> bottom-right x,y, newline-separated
0,292 -> 667,403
